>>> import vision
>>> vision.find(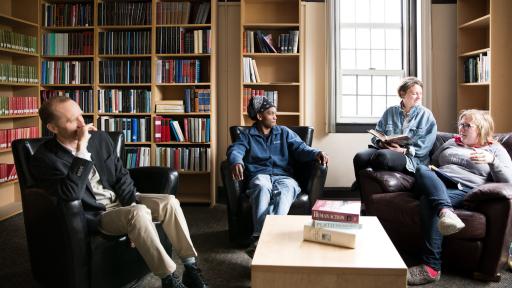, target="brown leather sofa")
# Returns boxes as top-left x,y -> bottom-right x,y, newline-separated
359,132 -> 512,282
